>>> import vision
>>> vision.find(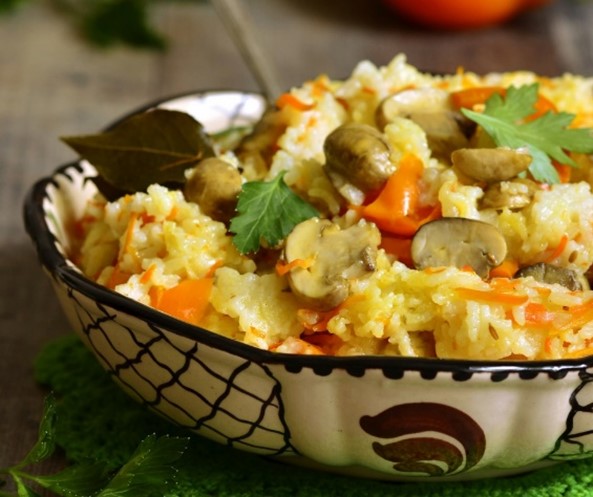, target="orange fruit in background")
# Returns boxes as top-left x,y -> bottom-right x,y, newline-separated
382,0 -> 553,29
